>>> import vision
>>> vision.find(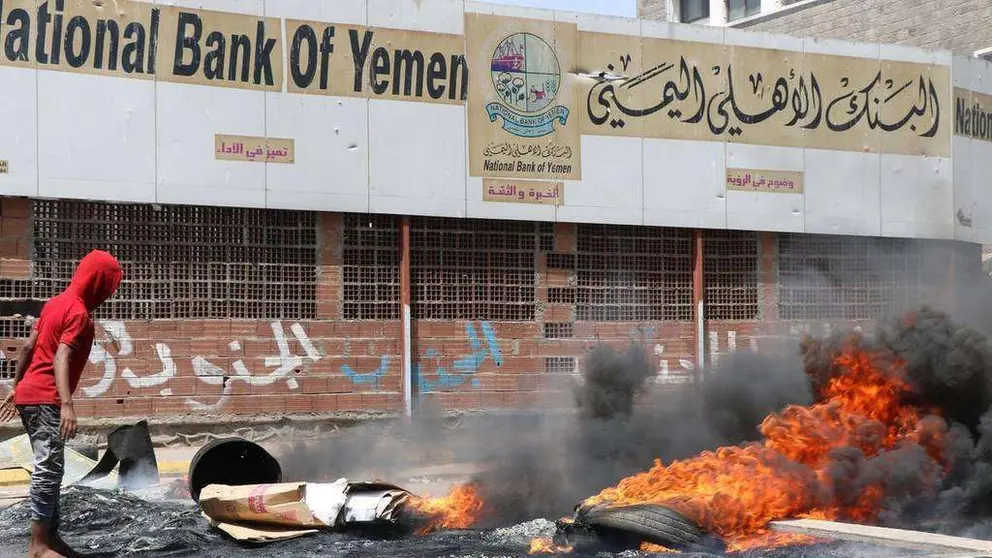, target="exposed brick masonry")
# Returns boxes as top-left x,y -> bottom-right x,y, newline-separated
0,197 -> 951,419
654,0 -> 992,56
